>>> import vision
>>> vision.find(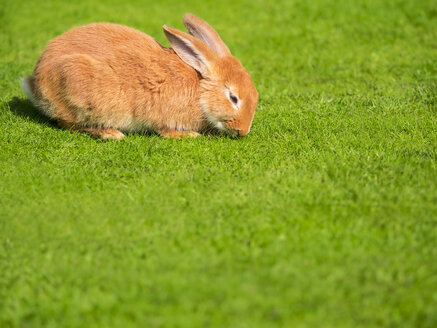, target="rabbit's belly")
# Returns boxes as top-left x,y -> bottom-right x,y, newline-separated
74,108 -> 152,132
120,117 -> 153,133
